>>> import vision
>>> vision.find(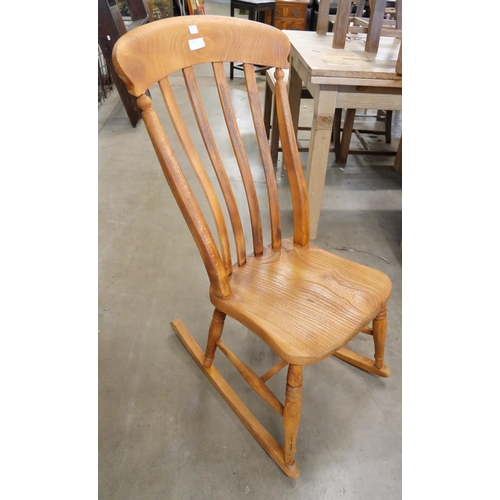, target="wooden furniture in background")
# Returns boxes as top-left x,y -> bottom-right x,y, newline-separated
285,30 -> 402,238
98,0 -> 152,126
186,0 -> 206,14
112,15 -> 392,477
230,0 -> 276,79
327,0 -> 402,164
264,68 -> 395,167
319,0 -> 402,49
264,0 -> 309,30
